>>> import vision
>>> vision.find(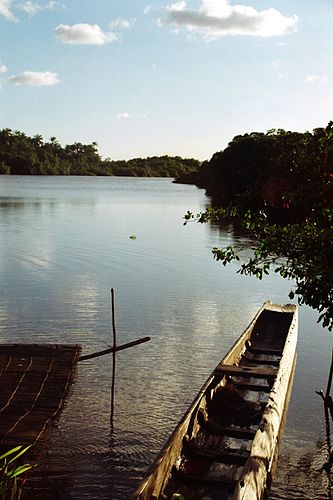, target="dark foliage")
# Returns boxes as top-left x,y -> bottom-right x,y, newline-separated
104,155 -> 200,177
179,124 -> 333,216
